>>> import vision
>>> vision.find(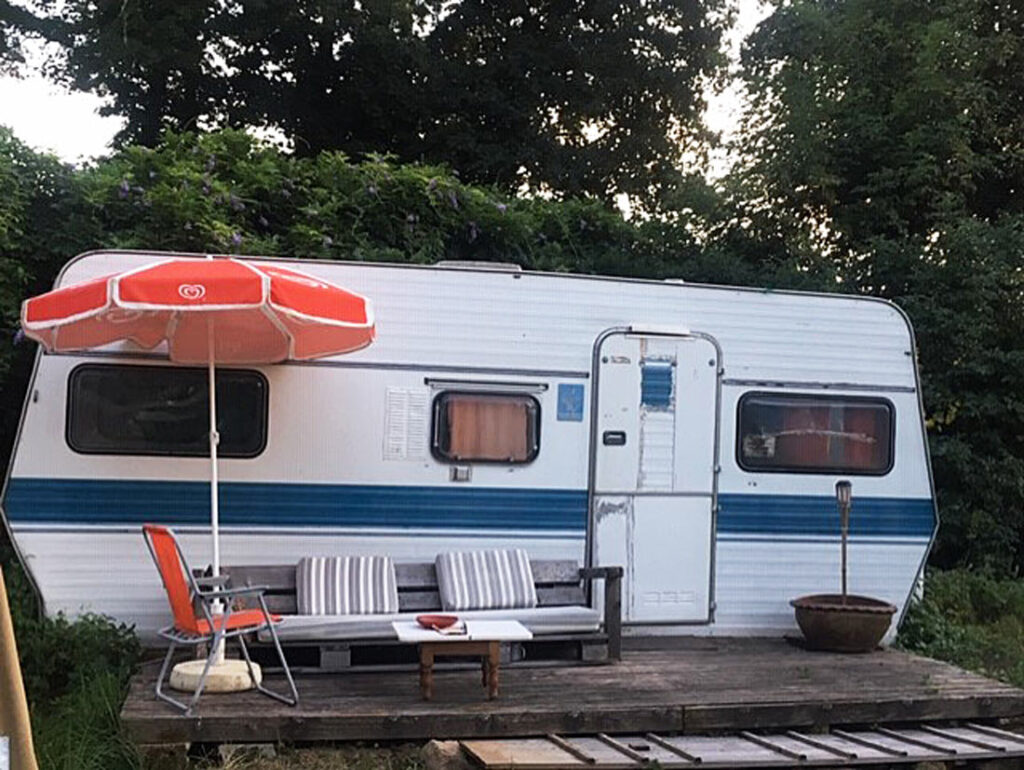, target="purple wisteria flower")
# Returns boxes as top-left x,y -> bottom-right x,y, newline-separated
13,328 -> 25,345
495,202 -> 508,214
231,232 -> 243,246
118,179 -> 130,199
